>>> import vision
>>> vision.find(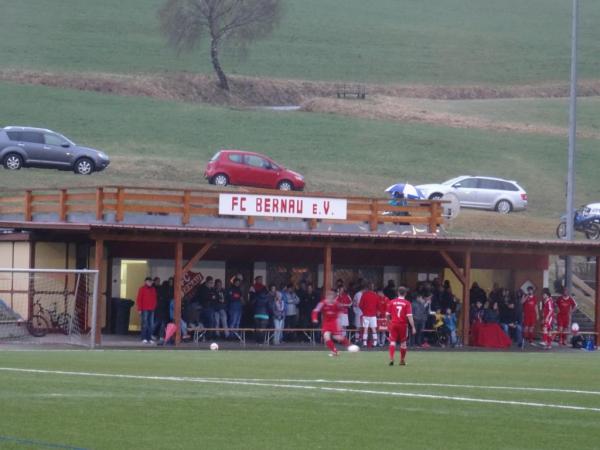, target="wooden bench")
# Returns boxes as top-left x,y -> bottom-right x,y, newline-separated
335,83 -> 366,99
